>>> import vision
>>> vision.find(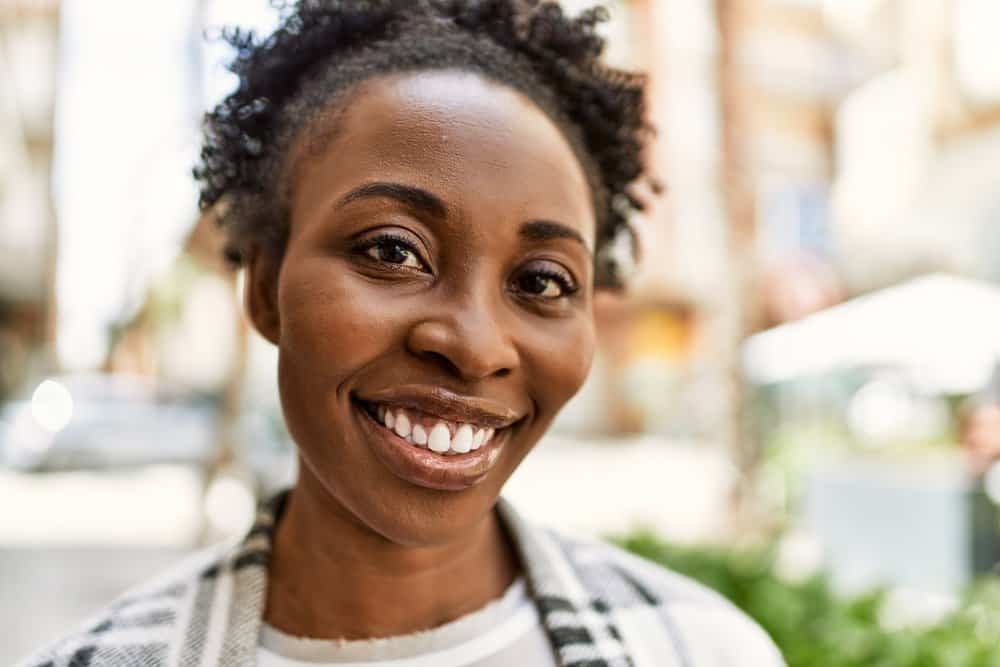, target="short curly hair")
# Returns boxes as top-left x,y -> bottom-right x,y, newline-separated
194,0 -> 651,286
